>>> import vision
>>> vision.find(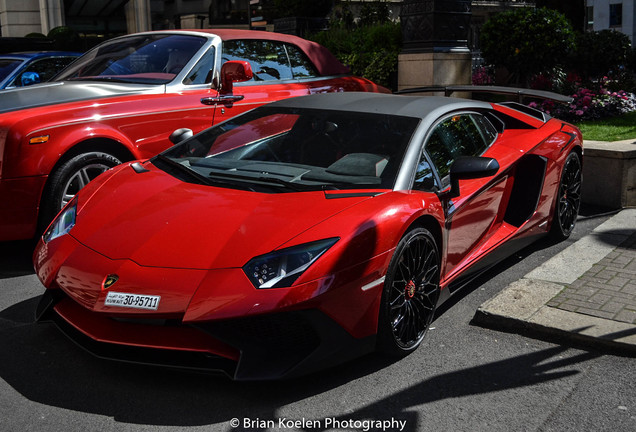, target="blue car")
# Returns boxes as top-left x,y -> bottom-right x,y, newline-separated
0,51 -> 81,89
